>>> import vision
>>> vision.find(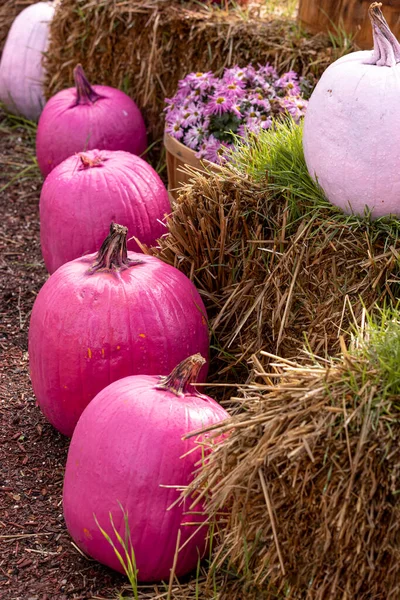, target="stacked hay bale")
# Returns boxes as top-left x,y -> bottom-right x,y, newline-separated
146,123 -> 400,378
155,119 -> 400,598
44,0 -> 356,143
185,308 -> 400,598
